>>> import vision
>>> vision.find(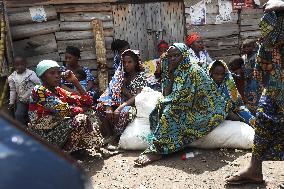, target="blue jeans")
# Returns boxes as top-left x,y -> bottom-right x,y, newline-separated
15,101 -> 29,126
